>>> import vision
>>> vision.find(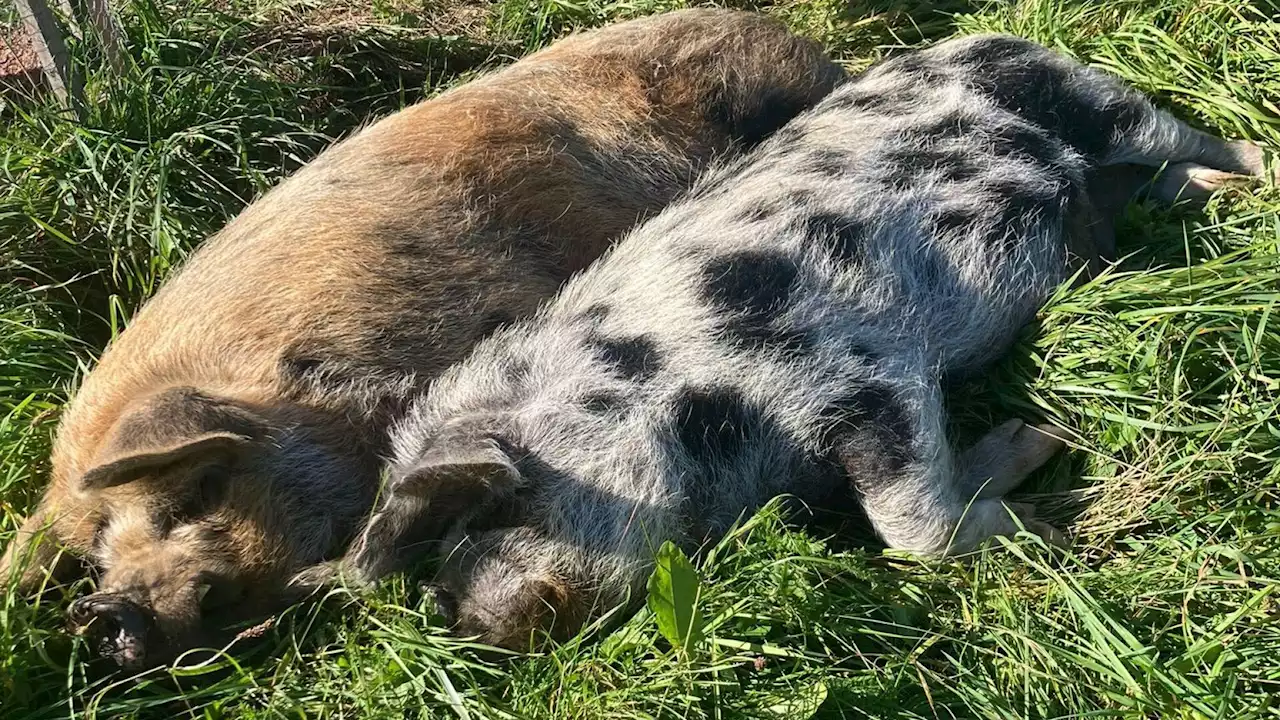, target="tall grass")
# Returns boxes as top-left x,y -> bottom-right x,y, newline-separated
2,0 -> 1279,717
